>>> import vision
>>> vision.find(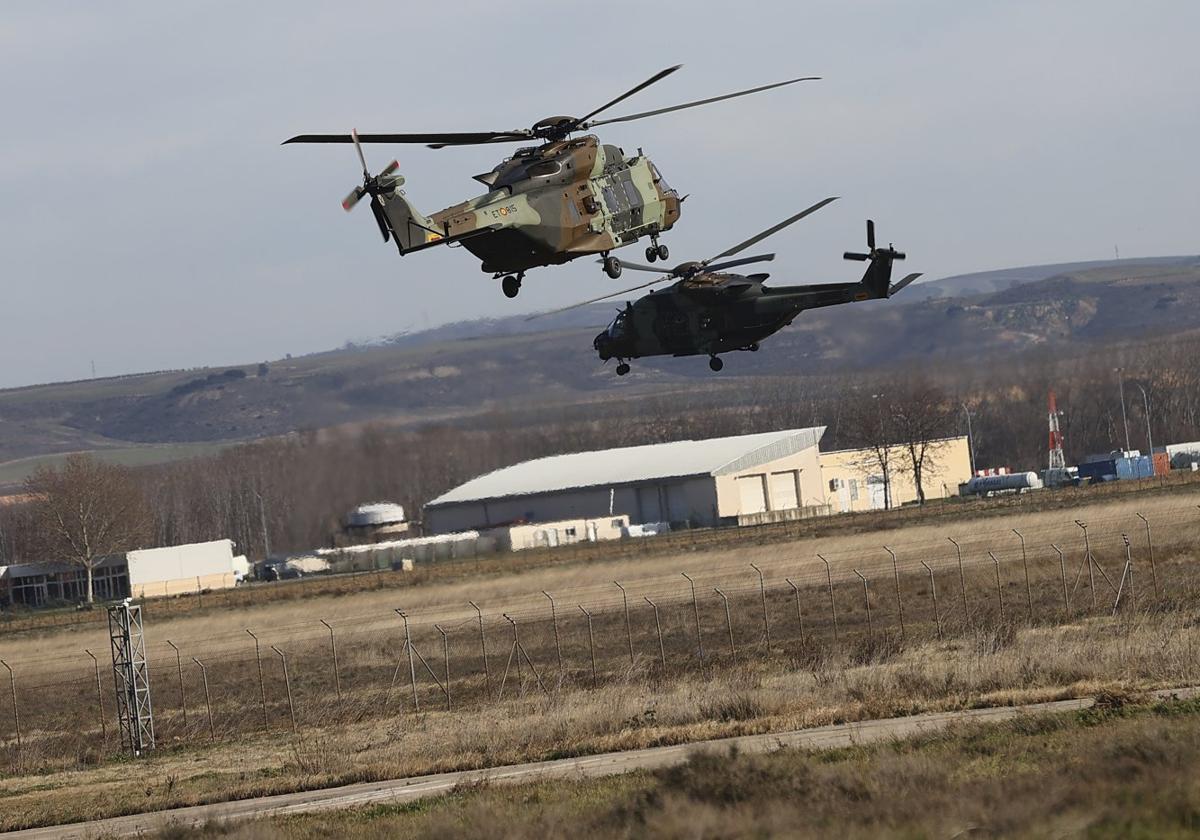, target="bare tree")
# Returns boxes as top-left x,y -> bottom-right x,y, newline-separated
24,455 -> 152,603
842,388 -> 898,509
890,377 -> 955,504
